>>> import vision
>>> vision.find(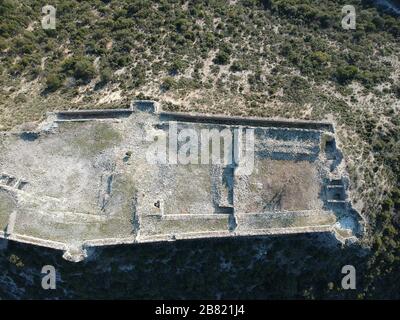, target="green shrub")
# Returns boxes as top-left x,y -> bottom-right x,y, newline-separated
61,56 -> 96,83
100,67 -> 113,84
335,65 -> 359,85
14,93 -> 27,103
161,77 -> 175,91
0,37 -> 7,50
213,50 -> 230,65
230,61 -> 245,72
45,73 -> 63,91
74,59 -> 96,82
8,254 -> 24,268
392,83 -> 400,99
168,60 -> 187,75
175,18 -> 189,33
311,51 -> 330,64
